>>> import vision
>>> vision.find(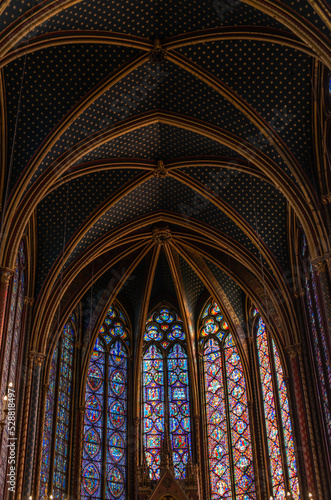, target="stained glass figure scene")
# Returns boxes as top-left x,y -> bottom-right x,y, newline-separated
82,304 -> 128,500
200,301 -> 255,499
40,316 -> 75,499
256,314 -> 300,499
142,306 -> 191,480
